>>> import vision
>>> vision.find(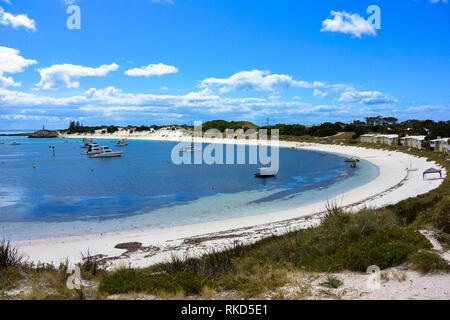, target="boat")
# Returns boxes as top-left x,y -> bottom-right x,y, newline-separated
0,141 -> 4,145
88,146 -> 123,158
10,141 -> 21,145
345,157 -> 360,163
255,167 -> 278,178
81,143 -> 101,155
81,139 -> 96,148
115,139 -> 129,147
